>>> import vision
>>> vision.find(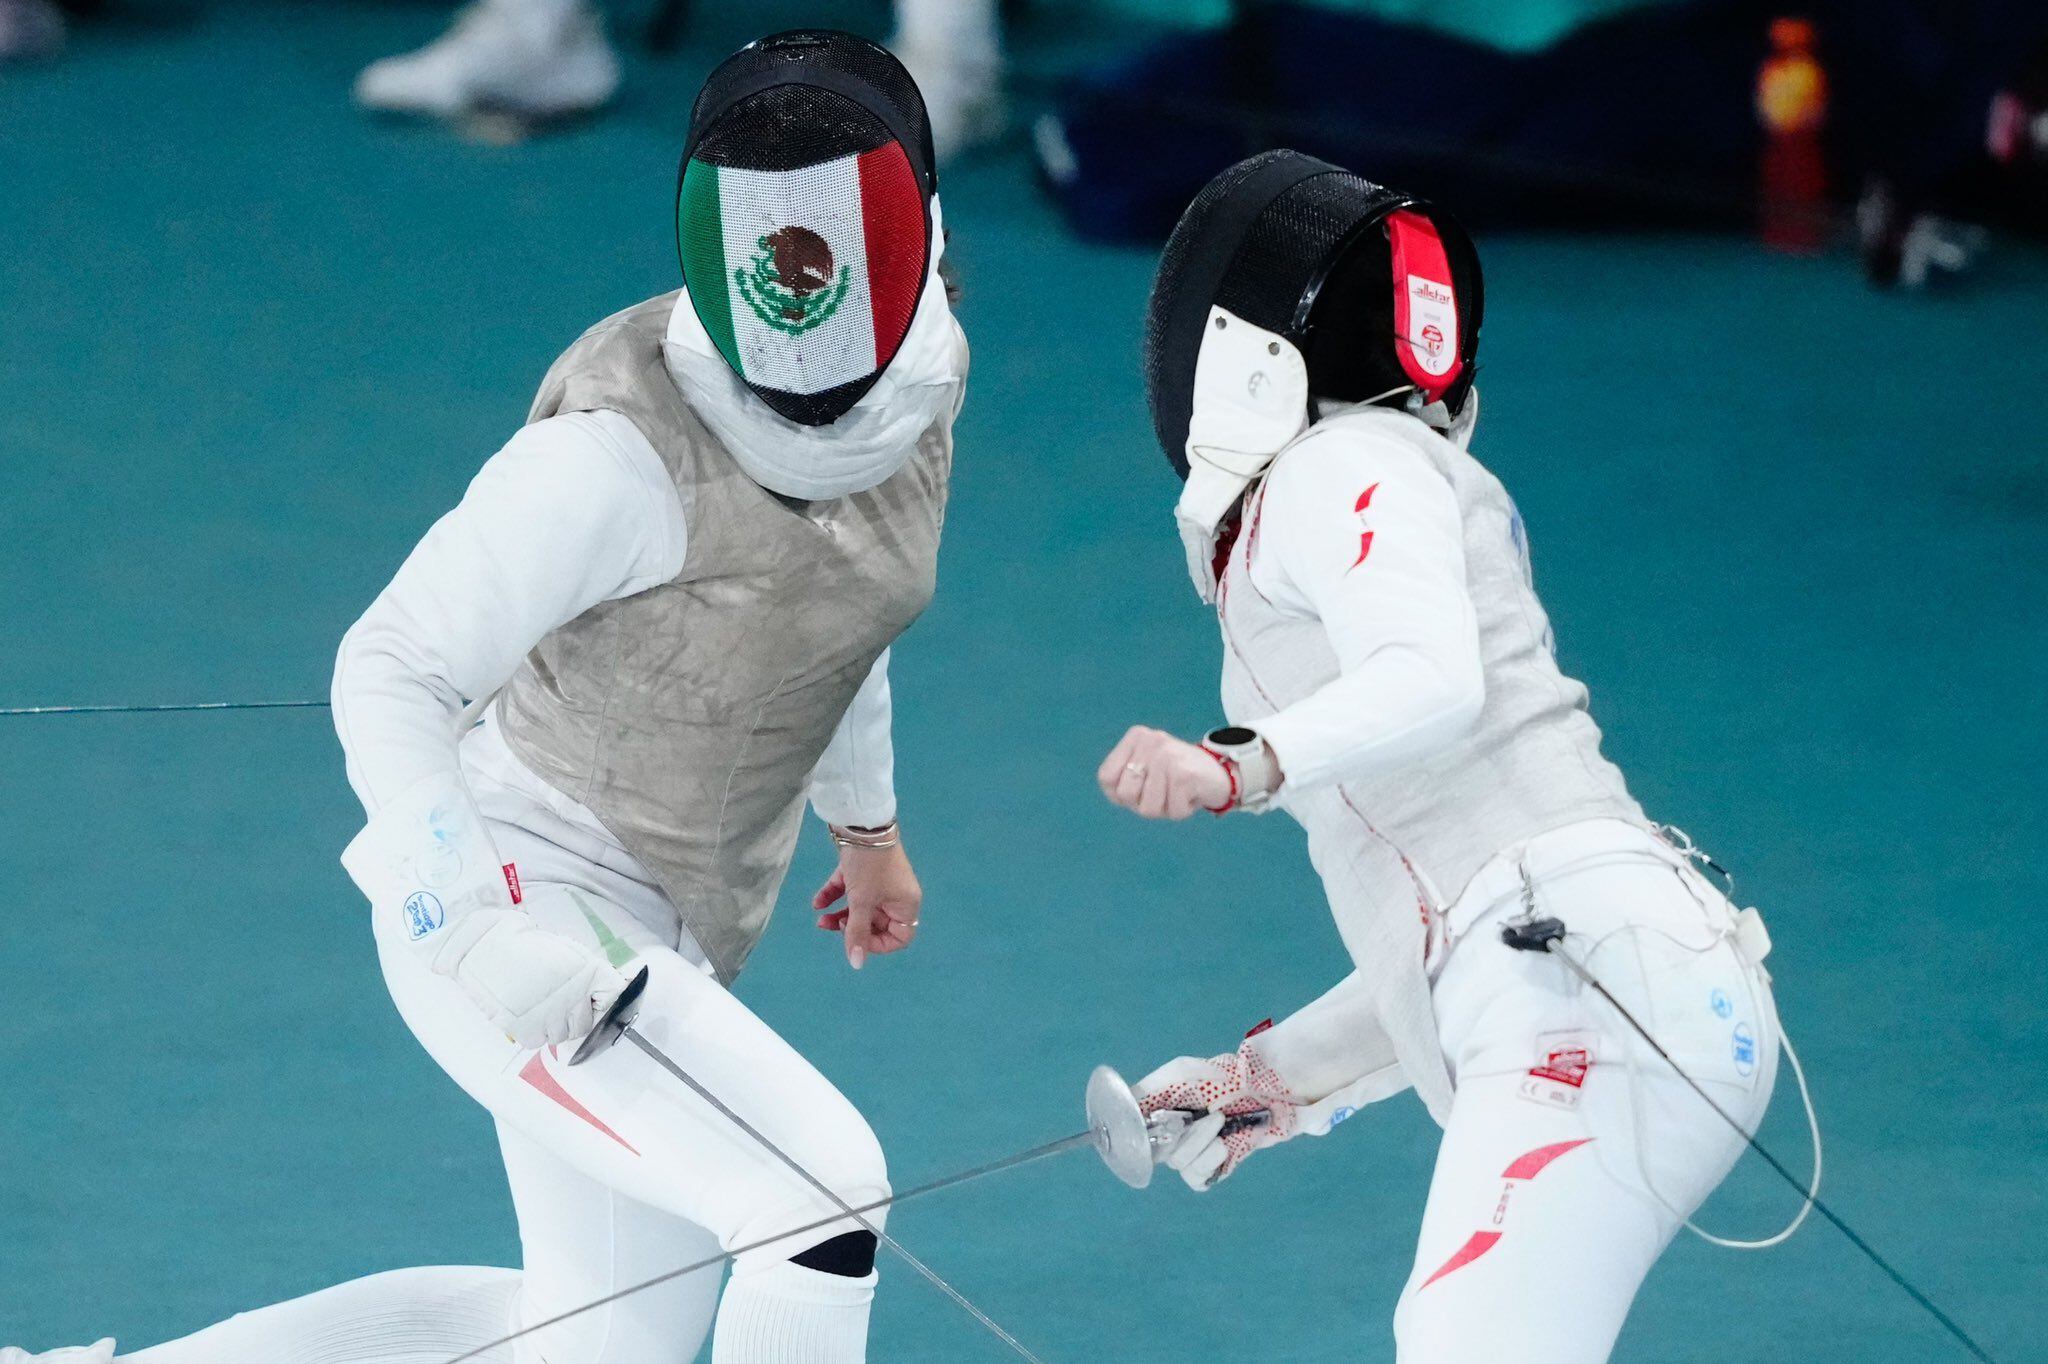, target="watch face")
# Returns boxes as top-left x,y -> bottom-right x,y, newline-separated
1208,725 -> 1259,748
